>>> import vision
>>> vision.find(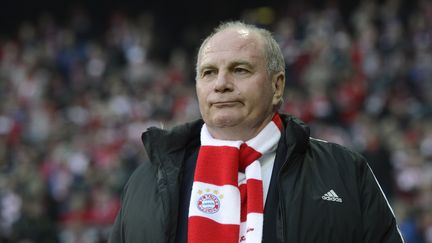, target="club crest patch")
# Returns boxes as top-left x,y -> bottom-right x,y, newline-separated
197,192 -> 221,214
